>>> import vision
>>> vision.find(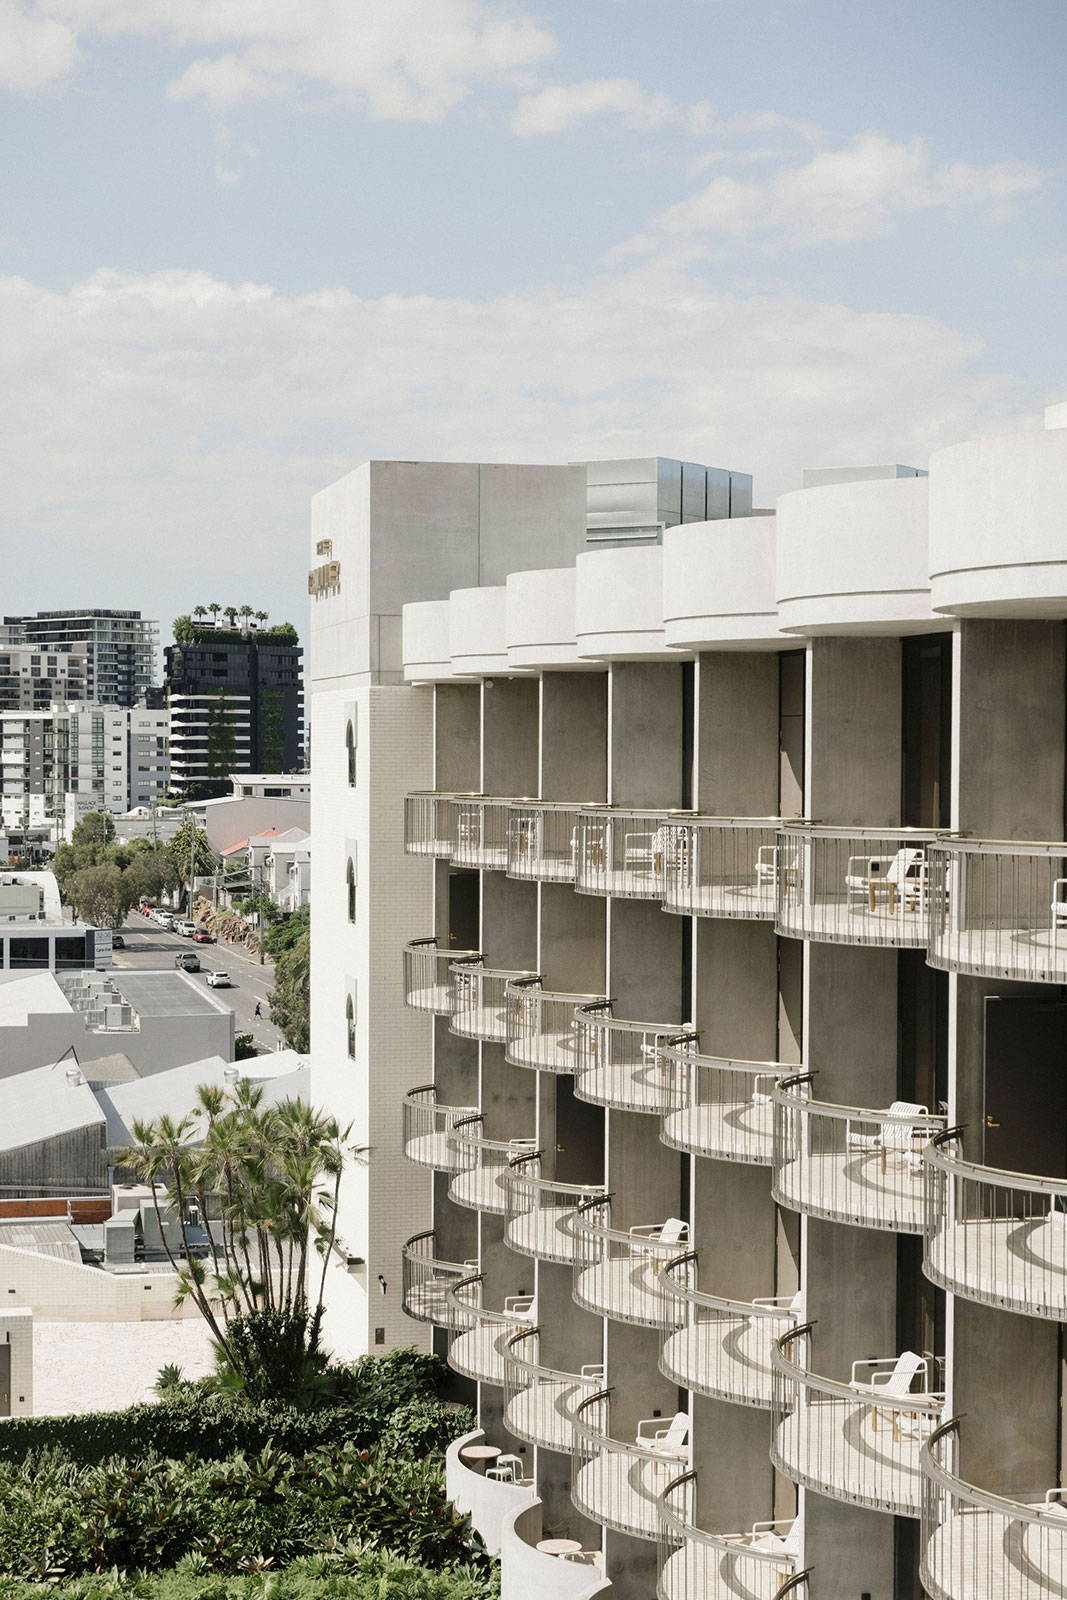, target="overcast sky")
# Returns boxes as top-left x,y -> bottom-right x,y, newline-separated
1,0 -> 1063,643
